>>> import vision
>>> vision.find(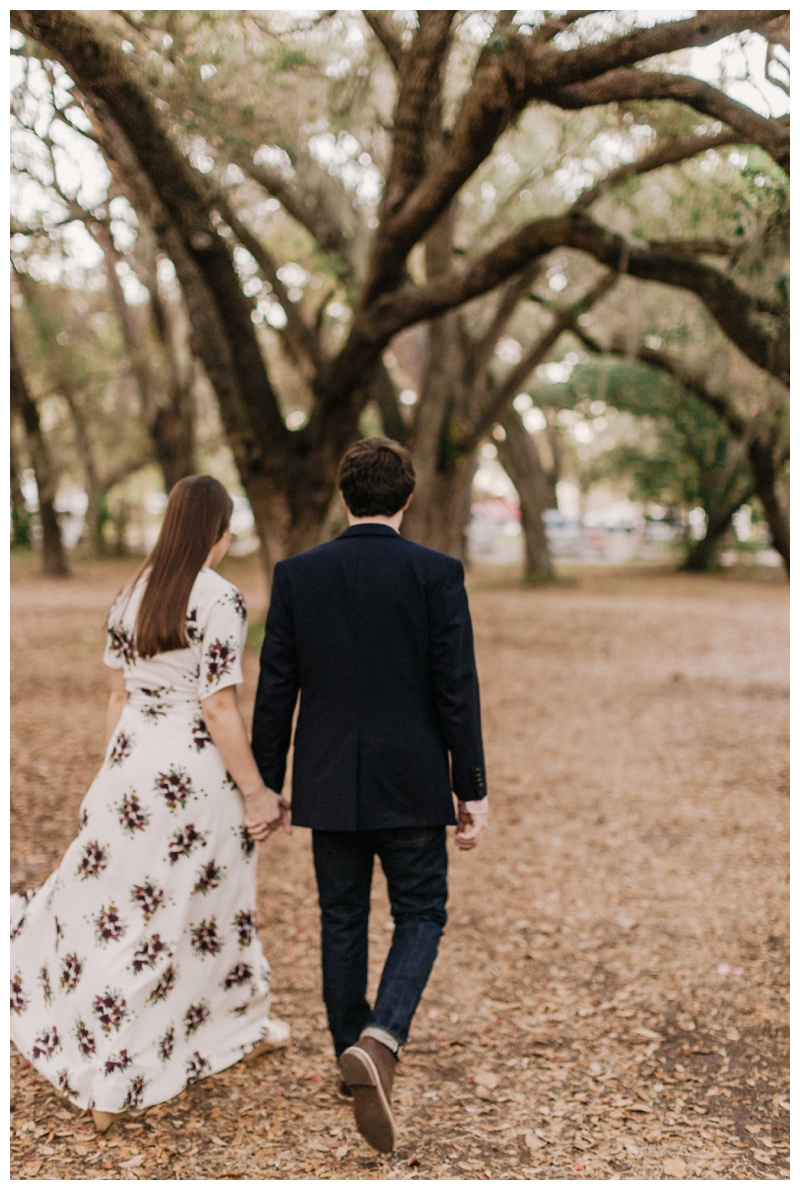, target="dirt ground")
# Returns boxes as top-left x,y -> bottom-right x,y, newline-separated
9,553 -> 789,1181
